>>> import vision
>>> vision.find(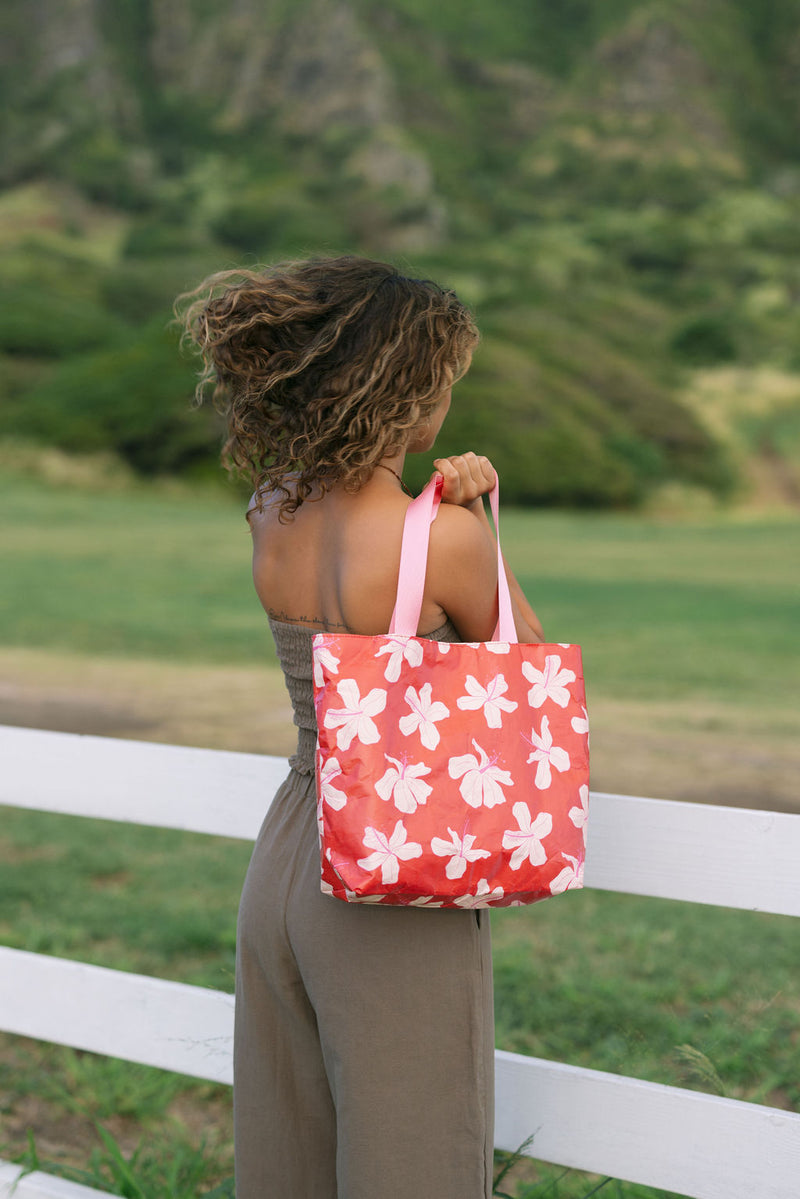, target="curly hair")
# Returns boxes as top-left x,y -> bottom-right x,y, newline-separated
175,256 -> 479,519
